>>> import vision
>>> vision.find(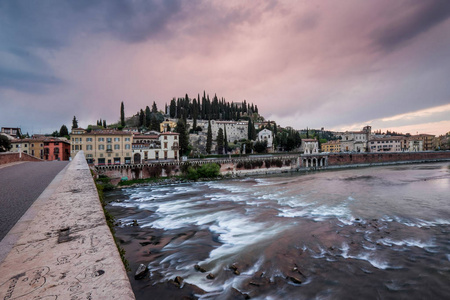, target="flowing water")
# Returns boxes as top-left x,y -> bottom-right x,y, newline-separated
105,162 -> 450,299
